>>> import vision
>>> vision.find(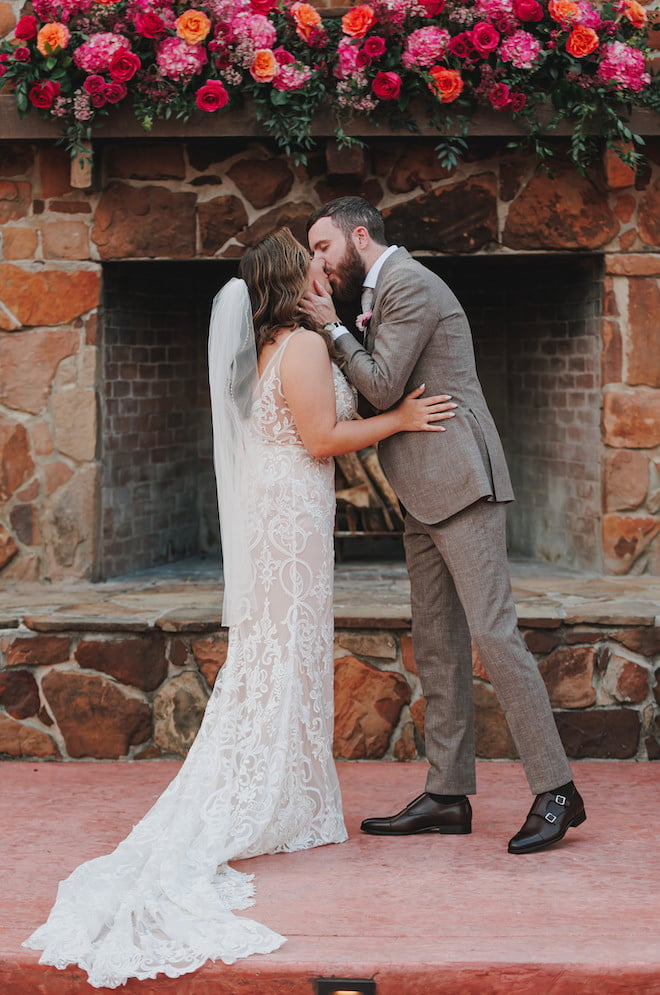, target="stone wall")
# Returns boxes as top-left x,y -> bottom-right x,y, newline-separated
1,616 -> 658,761
1,136 -> 660,581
